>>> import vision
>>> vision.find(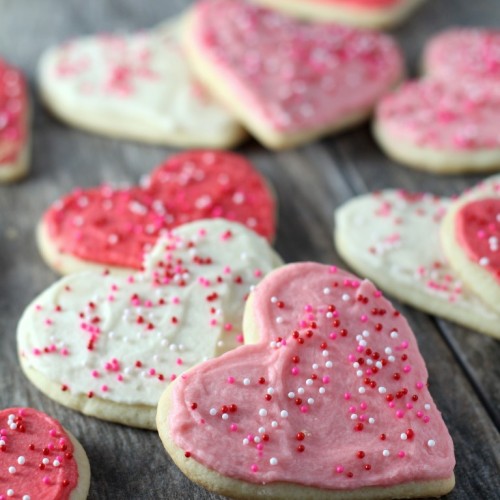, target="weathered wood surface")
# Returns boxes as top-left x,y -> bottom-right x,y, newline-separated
0,0 -> 499,499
